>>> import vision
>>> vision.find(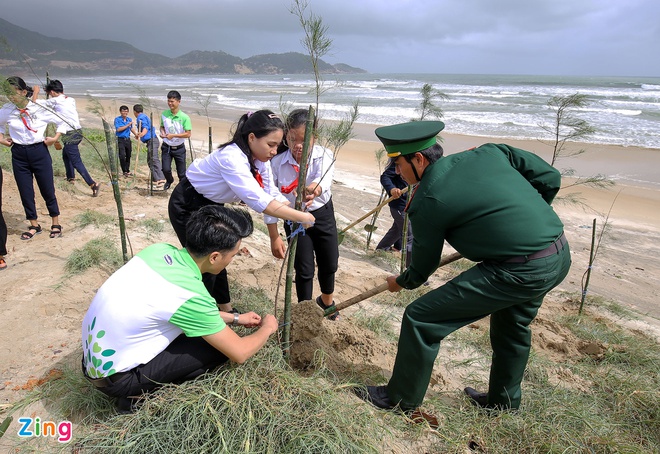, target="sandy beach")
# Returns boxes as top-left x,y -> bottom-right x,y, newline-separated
70,95 -> 660,318
1,96 -> 658,448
